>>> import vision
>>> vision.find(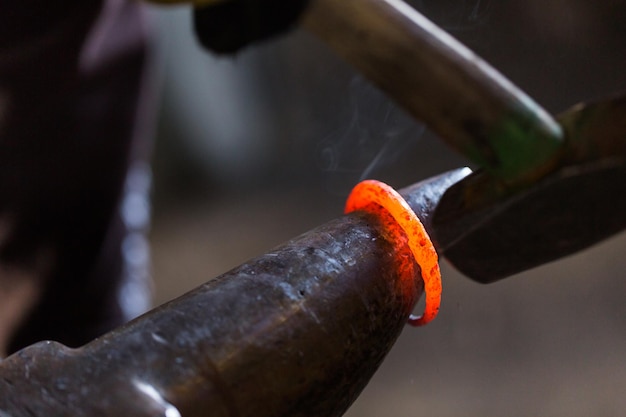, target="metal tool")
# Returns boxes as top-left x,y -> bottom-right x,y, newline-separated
301,0 -> 626,282
433,95 -> 626,282
161,0 -> 626,282
0,169 -> 470,417
3,156 -> 626,414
